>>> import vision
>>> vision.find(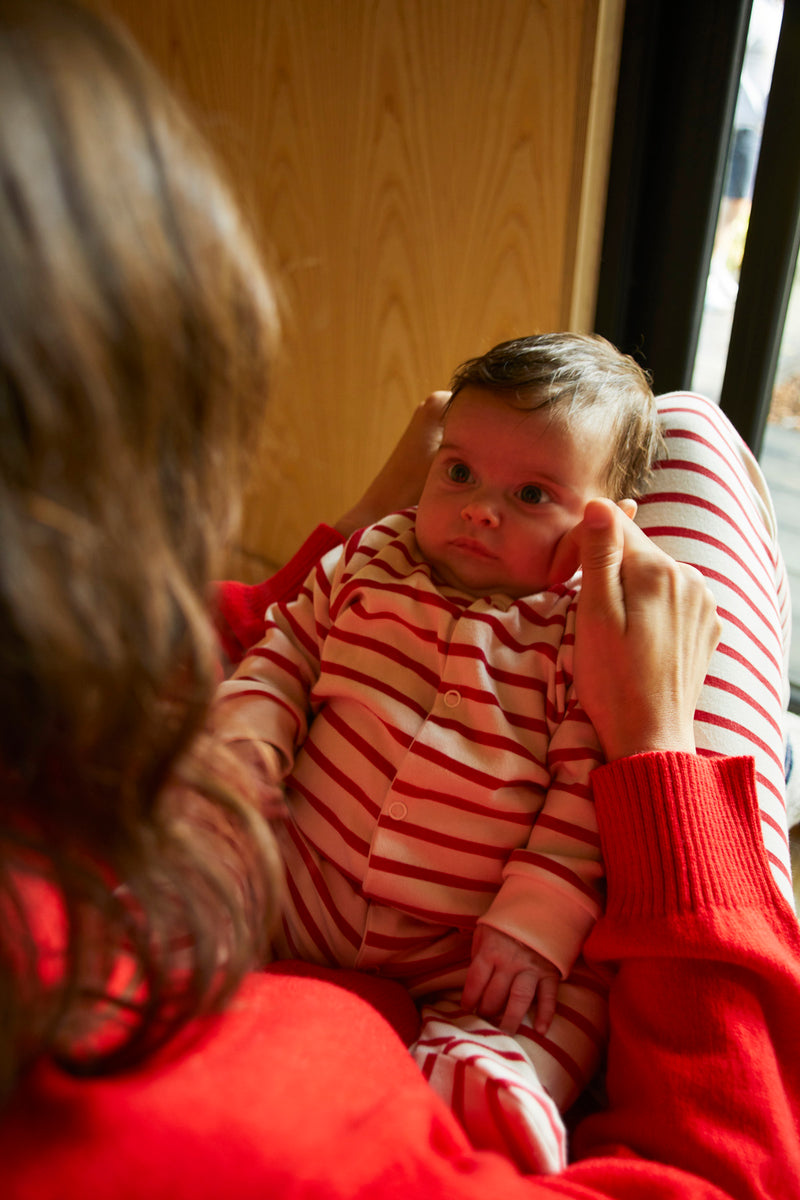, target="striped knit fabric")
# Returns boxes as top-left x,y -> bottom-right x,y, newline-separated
214,507 -> 605,971
214,508 -> 607,1171
212,391 -> 793,1172
642,393 -> 792,905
